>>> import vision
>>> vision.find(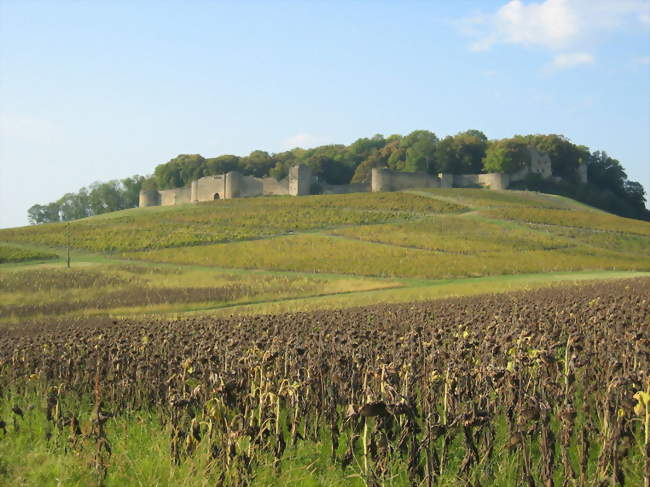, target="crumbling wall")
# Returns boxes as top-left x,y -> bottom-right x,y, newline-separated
140,153 -> 565,208
478,173 -> 510,190
159,187 -> 191,206
321,183 -> 370,194
454,173 -> 510,189
371,168 -> 440,192
237,175 -> 264,198
261,177 -> 289,196
194,175 -> 226,201
453,174 -> 480,188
